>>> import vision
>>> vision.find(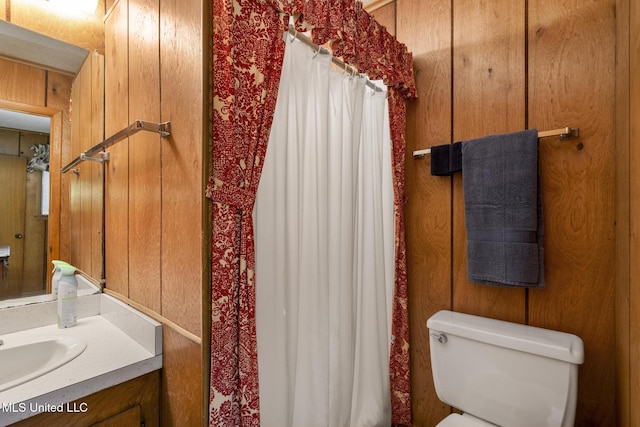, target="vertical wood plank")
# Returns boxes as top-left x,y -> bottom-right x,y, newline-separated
69,71 -> 82,268
615,0 -> 630,425
628,1 -> 640,425
104,0 -> 130,296
128,0 -> 161,313
46,72 -> 73,278
452,0 -> 526,323
370,2 -> 395,36
528,1 -> 617,425
47,111 -> 64,285
0,59 -> 46,106
90,53 -> 105,281
161,327 -> 203,426
78,58 -> 93,273
159,0 -> 203,336
396,0 -> 453,424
